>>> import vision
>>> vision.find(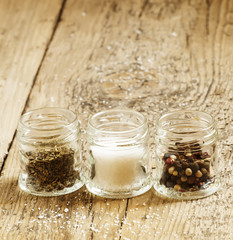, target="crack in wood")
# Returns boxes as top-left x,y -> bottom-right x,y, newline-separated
205,0 -> 211,35
118,198 -> 129,240
186,33 -> 190,48
23,0 -> 67,112
138,0 -> 149,18
0,131 -> 16,175
0,0 -> 67,176
88,194 -> 93,216
90,212 -> 95,240
111,1 -> 117,12
89,196 -> 94,240
201,78 -> 215,105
